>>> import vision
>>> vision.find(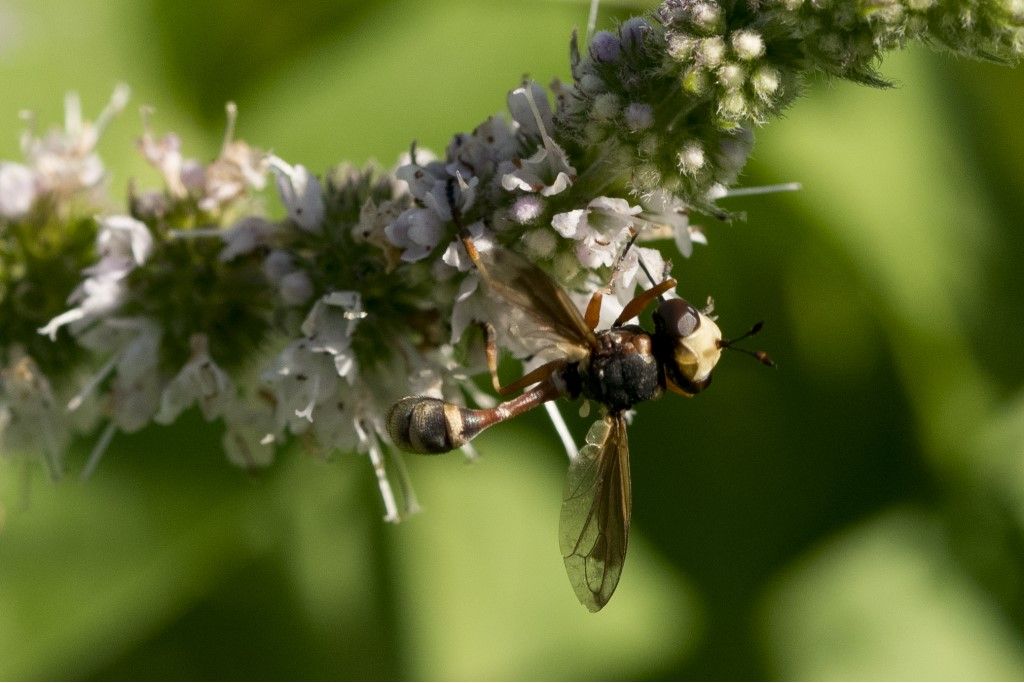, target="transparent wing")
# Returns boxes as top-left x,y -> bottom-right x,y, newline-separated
474,246 -> 597,352
559,415 -> 632,612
